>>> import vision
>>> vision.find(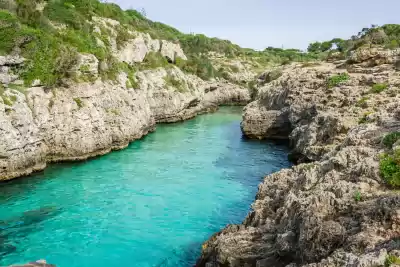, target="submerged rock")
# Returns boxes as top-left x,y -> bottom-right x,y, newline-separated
7,260 -> 55,267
